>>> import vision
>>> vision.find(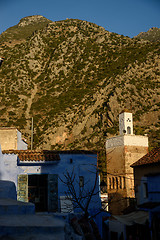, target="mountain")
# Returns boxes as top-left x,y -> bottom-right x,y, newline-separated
0,16 -> 160,155
134,27 -> 160,42
0,15 -> 52,44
